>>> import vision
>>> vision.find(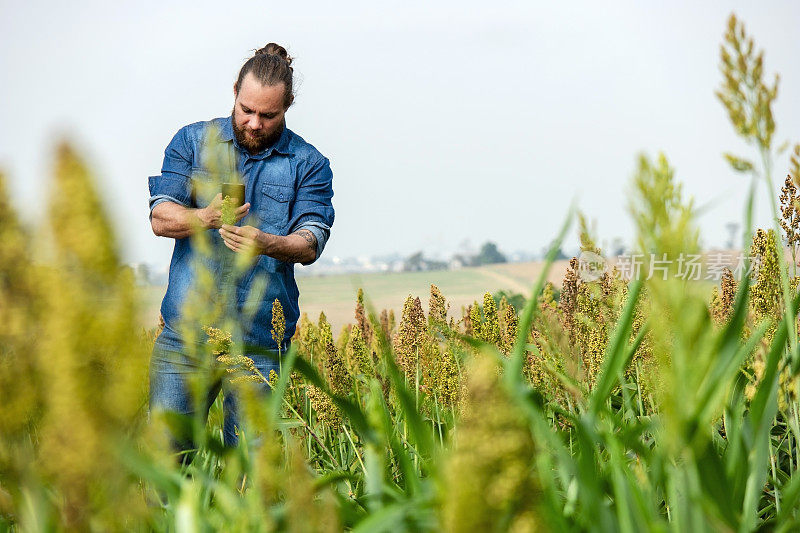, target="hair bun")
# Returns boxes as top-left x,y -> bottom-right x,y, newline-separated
254,43 -> 293,67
